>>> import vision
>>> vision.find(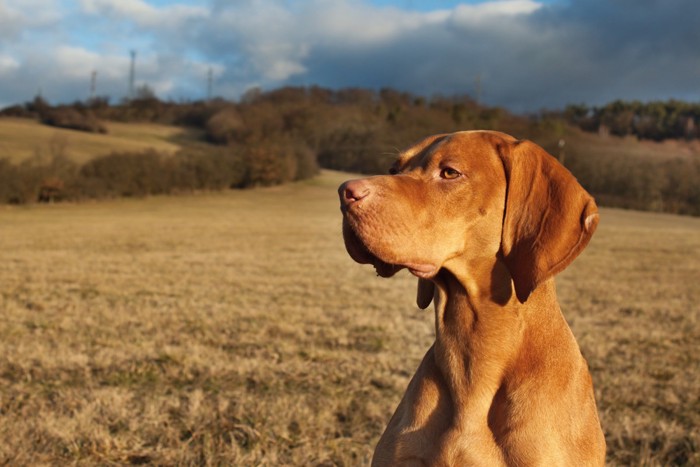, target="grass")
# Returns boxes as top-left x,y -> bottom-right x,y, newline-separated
575,128 -> 700,161
0,170 -> 698,465
0,118 -> 185,164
